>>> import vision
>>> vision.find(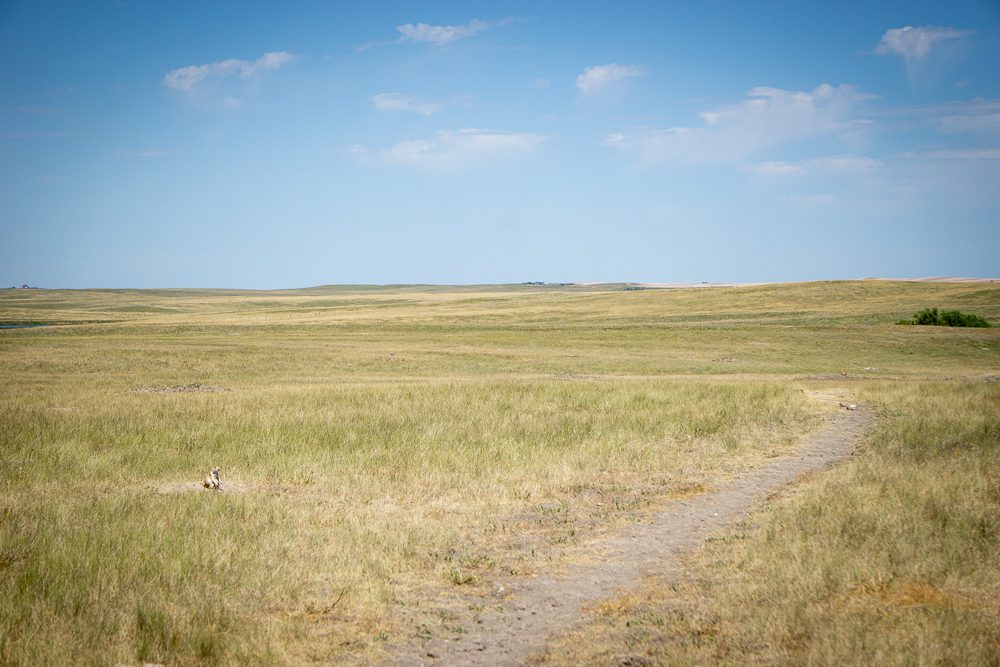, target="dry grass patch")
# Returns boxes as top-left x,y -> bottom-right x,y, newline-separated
844,578 -> 980,611
132,383 -> 231,394
540,381 -> 1000,666
0,377 -> 815,666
